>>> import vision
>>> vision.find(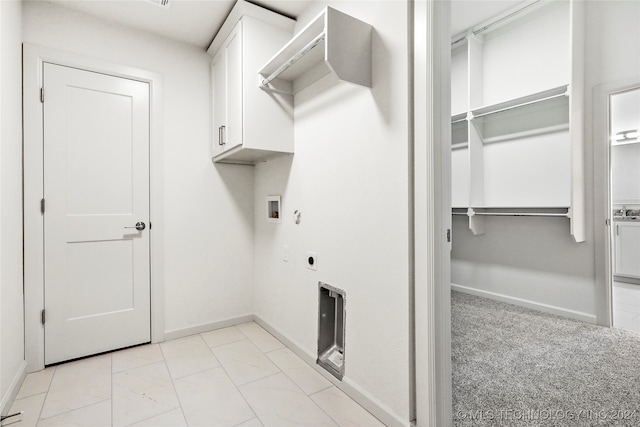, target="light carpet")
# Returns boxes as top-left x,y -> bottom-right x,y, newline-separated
452,290 -> 640,426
